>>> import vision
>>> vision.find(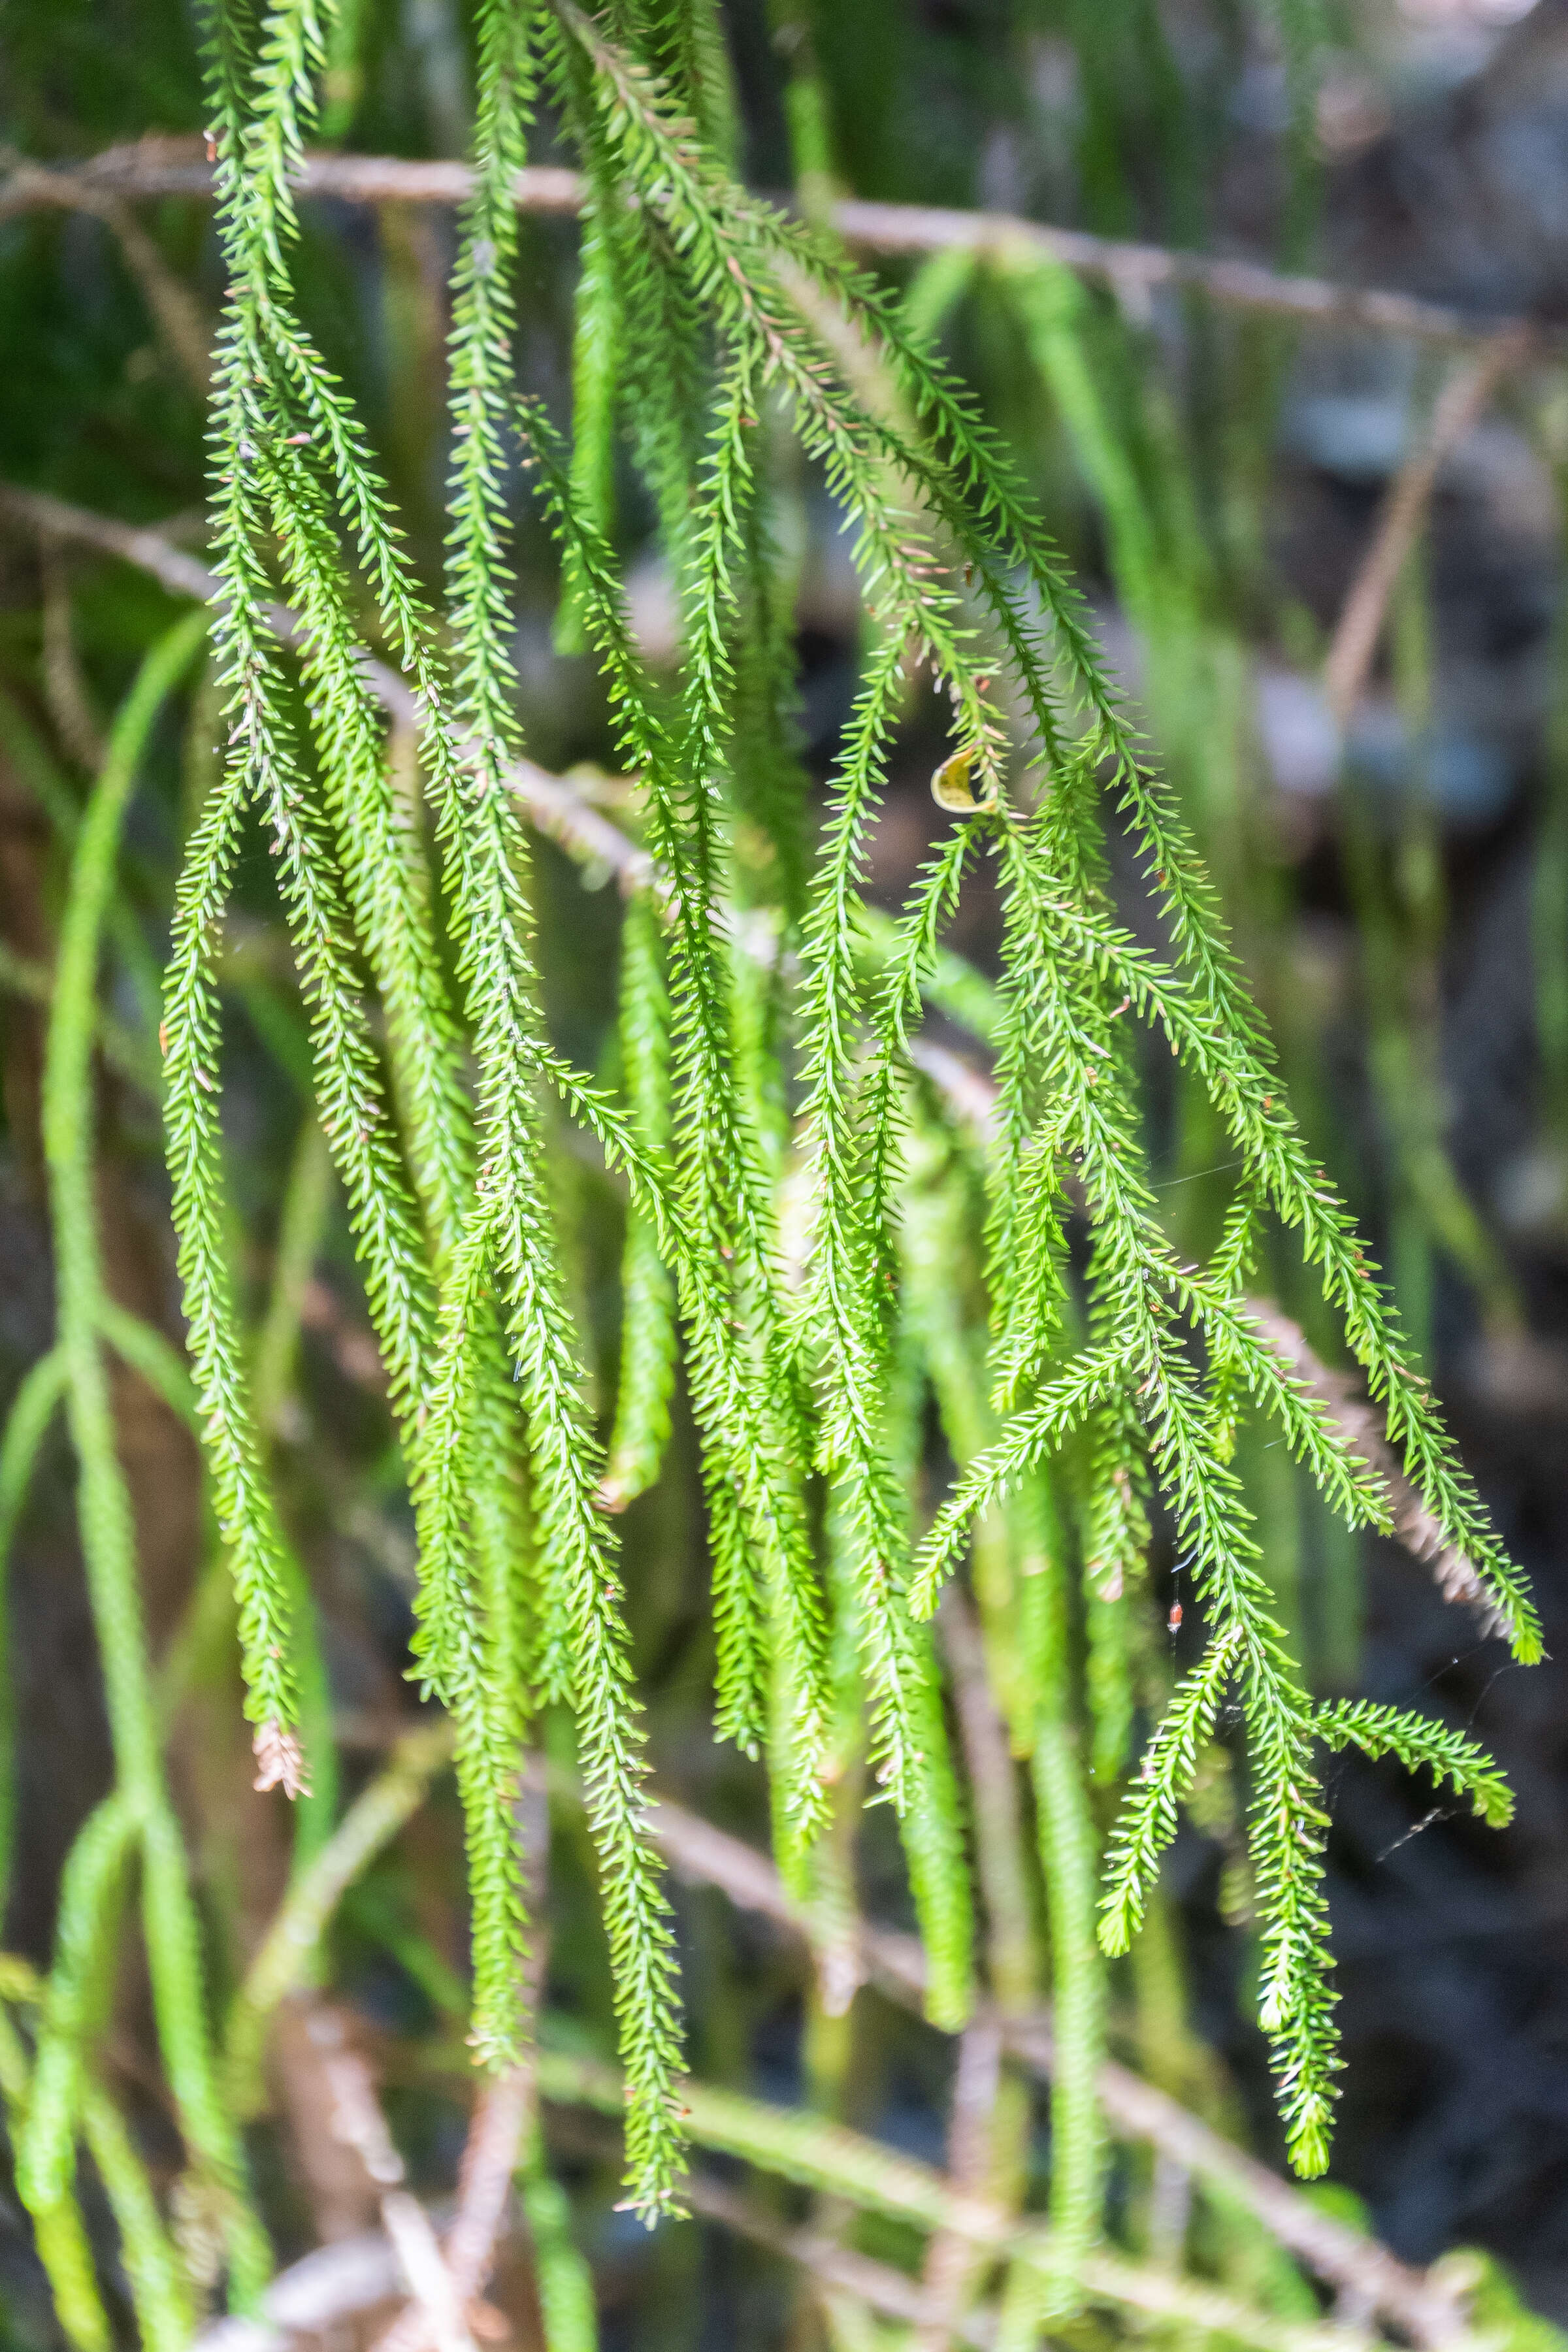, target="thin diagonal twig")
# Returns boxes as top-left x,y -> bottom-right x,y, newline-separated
1323,333 -> 1531,727
1241,1299 -> 1509,1637
306,2008 -> 474,2352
